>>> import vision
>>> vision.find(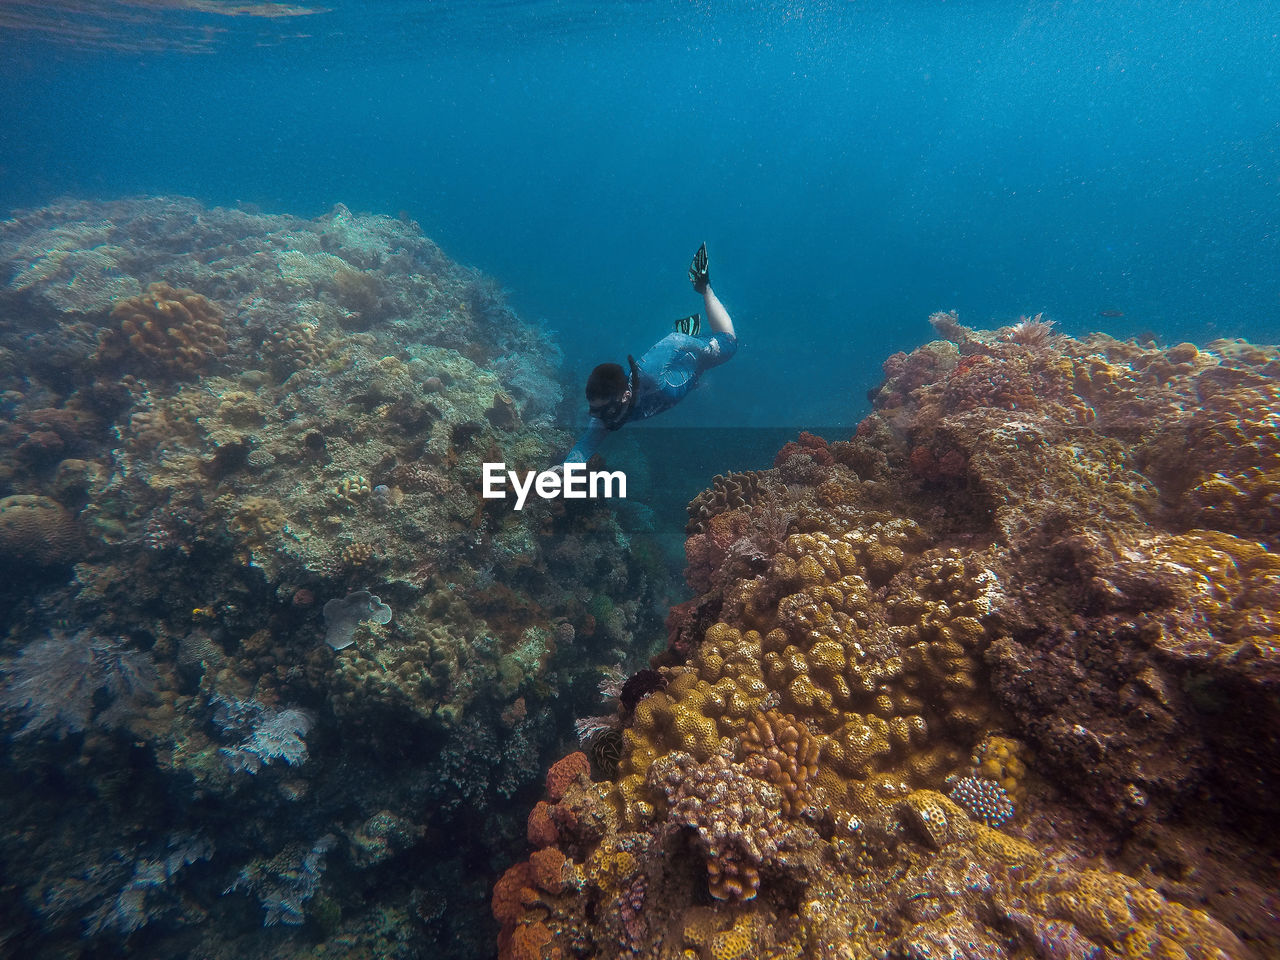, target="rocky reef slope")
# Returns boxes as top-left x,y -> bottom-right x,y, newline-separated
496,313 -> 1279,960
0,197 -> 666,958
